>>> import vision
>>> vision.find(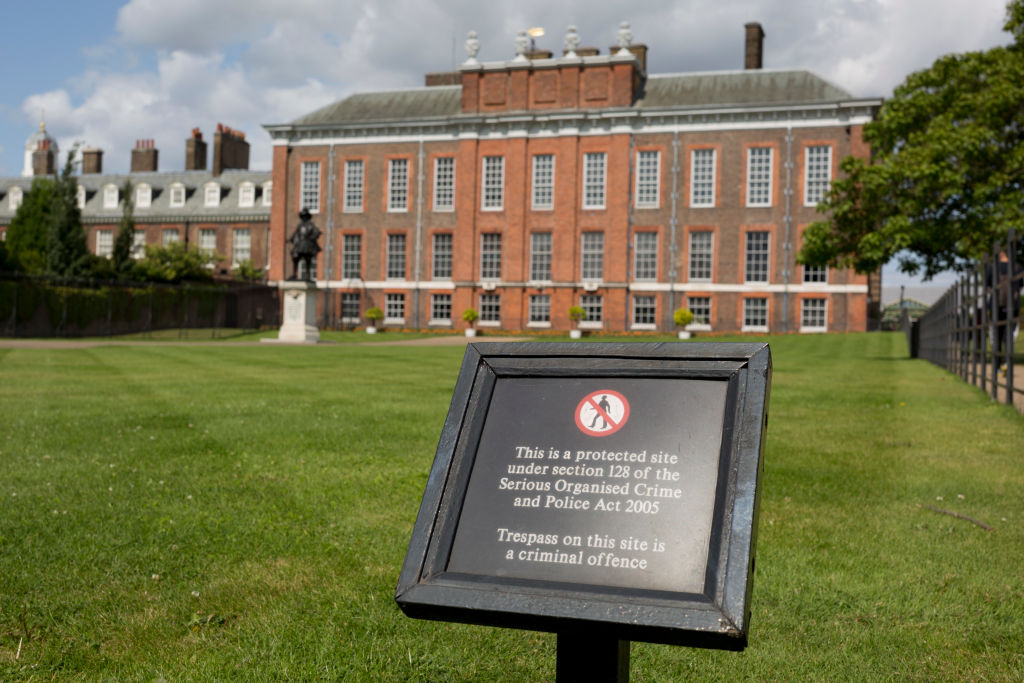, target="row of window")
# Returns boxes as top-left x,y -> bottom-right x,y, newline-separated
341,291 -> 829,331
64,181 -> 273,212
336,230 -> 827,284
94,227 -> 252,265
298,145 -> 833,215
